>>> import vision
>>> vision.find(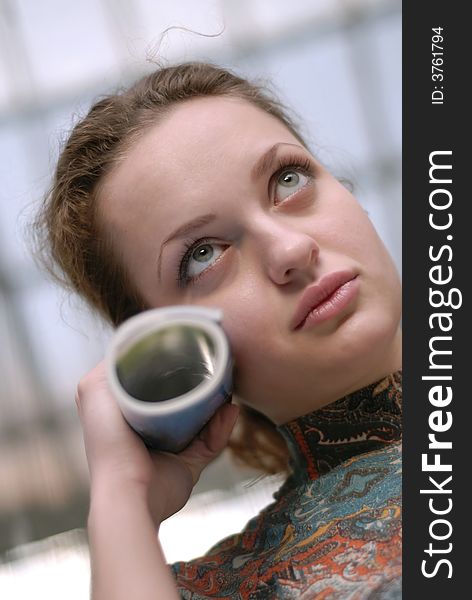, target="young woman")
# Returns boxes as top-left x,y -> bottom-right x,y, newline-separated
34,62 -> 402,599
